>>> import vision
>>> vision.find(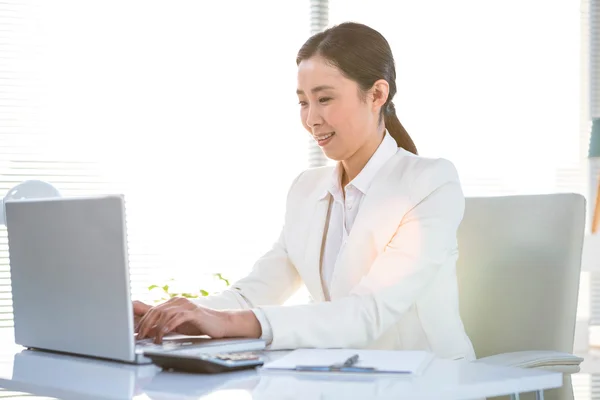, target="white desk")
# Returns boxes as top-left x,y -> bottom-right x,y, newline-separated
0,345 -> 562,400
